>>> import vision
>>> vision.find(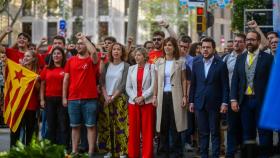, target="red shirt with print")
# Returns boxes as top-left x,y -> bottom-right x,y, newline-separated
5,48 -> 45,68
40,67 -> 64,97
64,56 -> 99,100
148,50 -> 163,64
